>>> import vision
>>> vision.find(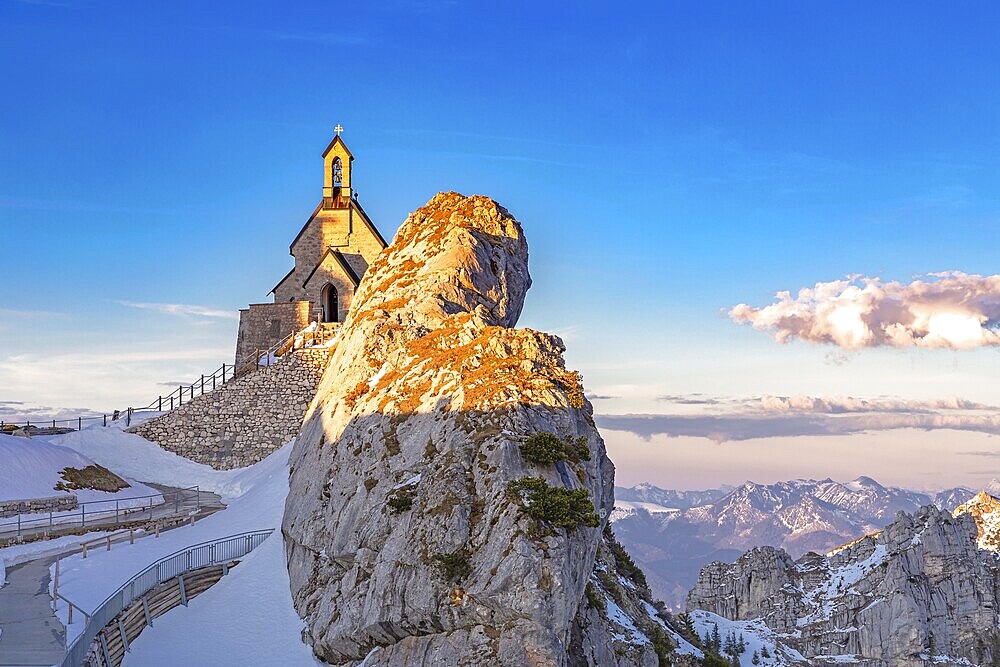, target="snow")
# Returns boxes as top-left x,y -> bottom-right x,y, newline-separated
689,609 -> 807,666
38,424 -> 274,499
51,439 -> 296,649
609,500 -> 680,522
392,473 -> 421,490
603,594 -> 649,645
613,500 -> 679,514
800,544 -> 888,626
0,433 -> 159,504
124,532 -> 321,666
639,599 -> 704,659
0,433 -> 164,538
